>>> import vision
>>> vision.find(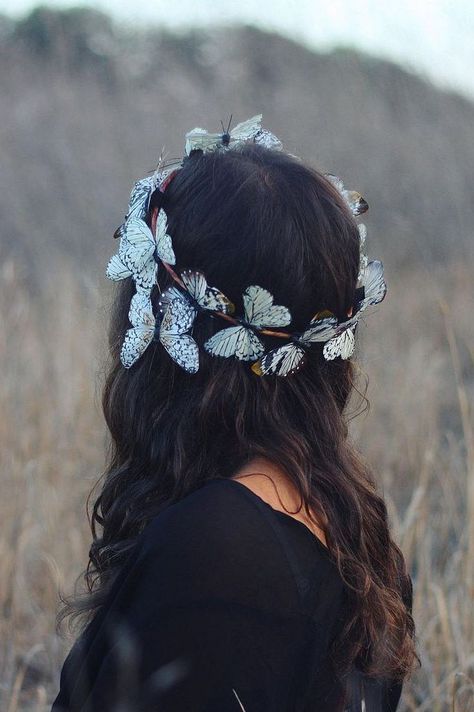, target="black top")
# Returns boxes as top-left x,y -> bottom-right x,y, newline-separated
51,477 -> 405,712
